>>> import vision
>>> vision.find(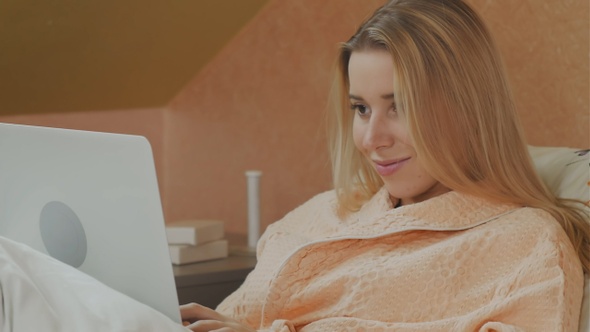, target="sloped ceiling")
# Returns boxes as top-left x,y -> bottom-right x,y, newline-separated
0,0 -> 269,115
